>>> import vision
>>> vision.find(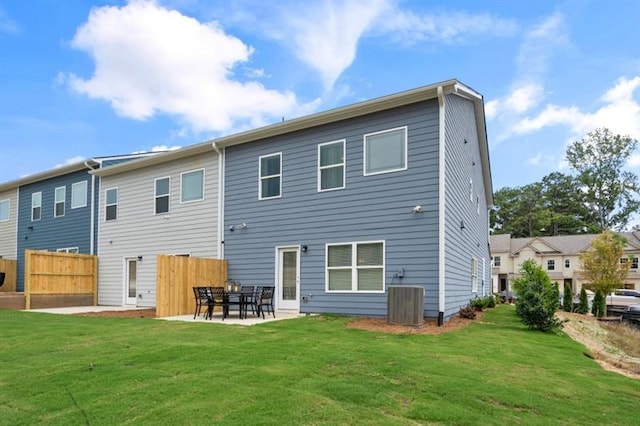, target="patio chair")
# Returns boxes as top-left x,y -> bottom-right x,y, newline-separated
210,286 -> 226,318
193,287 -> 212,319
240,285 -> 256,317
221,287 -> 243,320
0,272 -> 5,289
256,286 -> 275,319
